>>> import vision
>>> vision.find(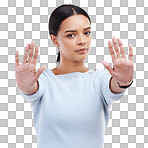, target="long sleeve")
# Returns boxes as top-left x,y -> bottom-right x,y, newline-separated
95,69 -> 126,127
101,70 -> 126,107
96,69 -> 126,108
